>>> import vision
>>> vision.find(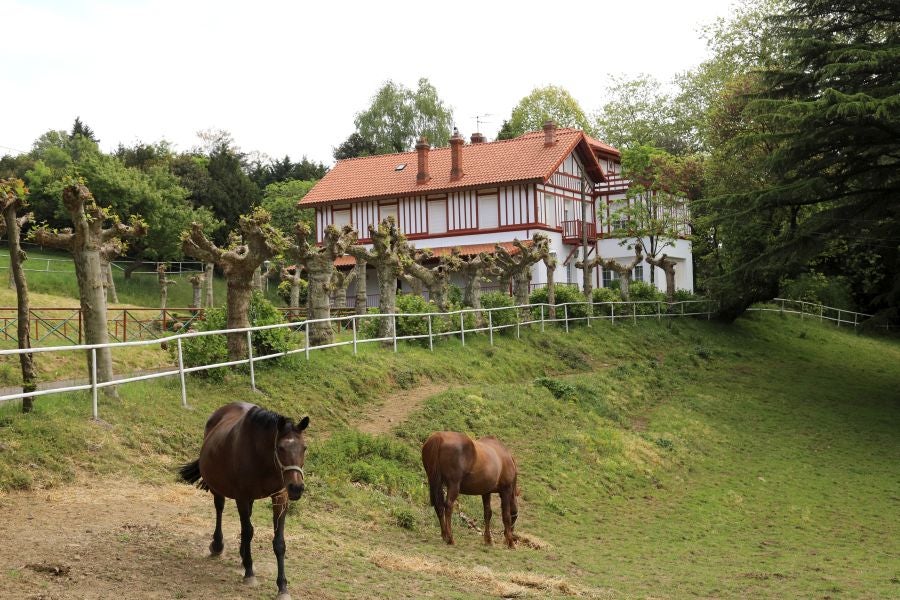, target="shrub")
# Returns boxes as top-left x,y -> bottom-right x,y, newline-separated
357,307 -> 382,340
529,285 -> 589,320
394,294 -> 437,342
447,284 -> 462,307
481,291 -> 517,327
534,377 -> 577,401
629,281 -> 664,315
173,291 -> 293,377
276,278 -> 308,307
592,287 -> 619,316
